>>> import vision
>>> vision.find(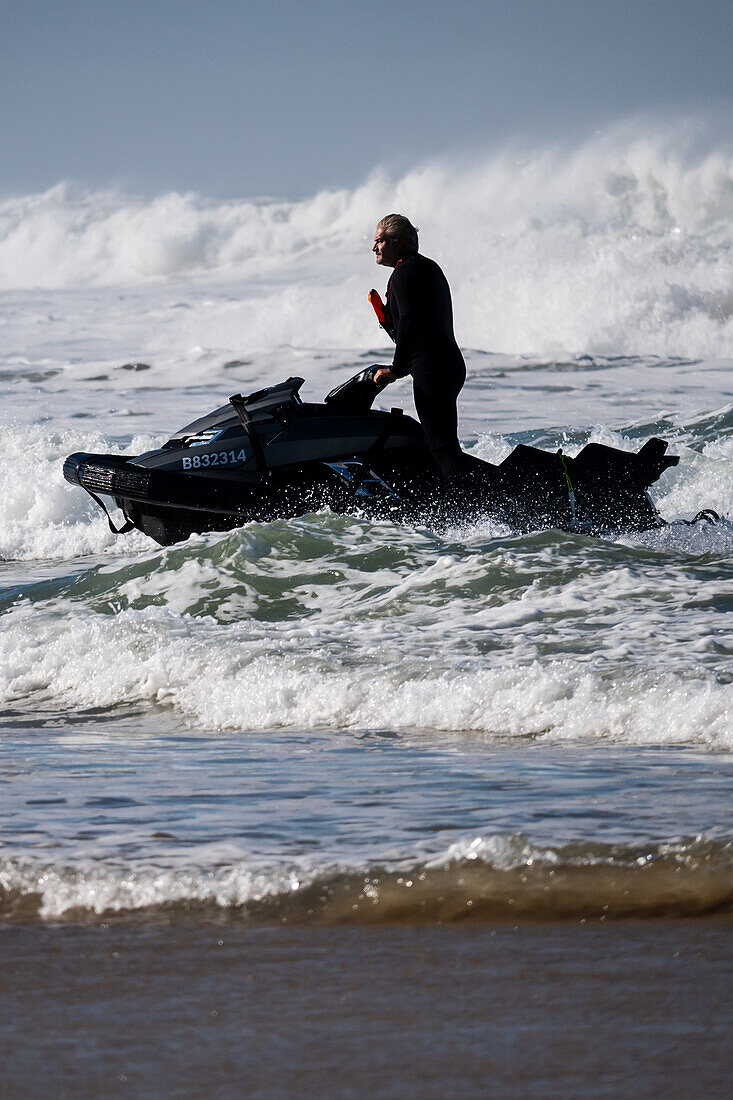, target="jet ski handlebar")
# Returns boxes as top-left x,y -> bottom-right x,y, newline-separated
324,365 -> 390,414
